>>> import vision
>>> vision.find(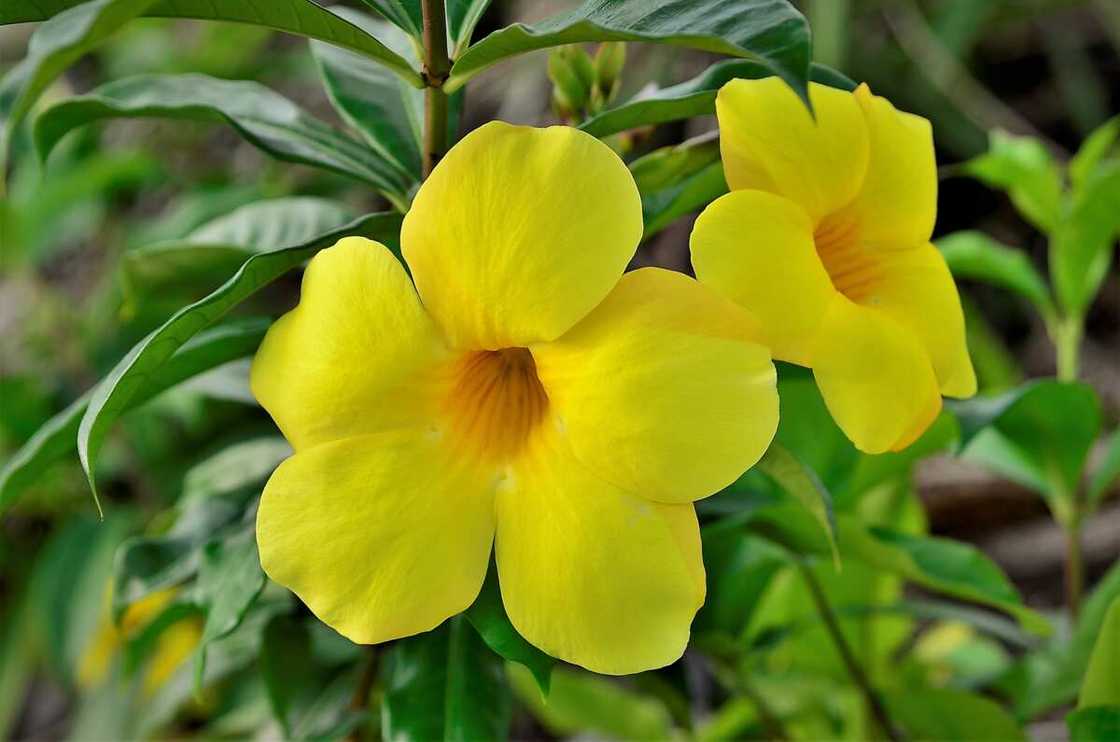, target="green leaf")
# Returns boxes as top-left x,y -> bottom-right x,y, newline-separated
355,0 -> 421,37
837,516 -> 1050,636
629,132 -> 726,238
936,230 -> 1054,317
508,663 -> 673,740
123,197 -> 357,303
1088,429 -> 1120,512
261,615 -> 364,740
962,130 -> 1065,233
448,0 -> 493,56
1050,158 -> 1120,317
884,688 -> 1025,741
1079,597 -> 1120,708
2,0 -> 423,86
193,529 -> 266,685
76,210 -> 402,514
1000,562 -> 1120,718
179,436 -> 291,509
952,381 -> 1101,525
1069,115 -> 1119,189
0,317 -> 270,514
754,443 -> 838,565
1068,707 -> 1120,742
382,617 -> 511,742
0,0 -> 156,163
581,59 -> 854,138
34,74 -> 412,210
446,0 -> 811,102
312,9 -> 423,179
465,561 -> 554,695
